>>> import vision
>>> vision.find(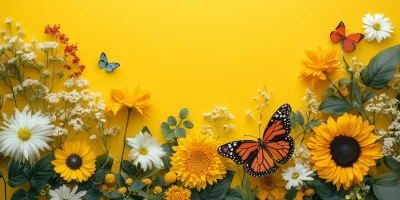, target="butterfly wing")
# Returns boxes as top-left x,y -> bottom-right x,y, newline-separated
330,21 -> 346,43
105,63 -> 120,72
218,140 -> 259,164
265,135 -> 295,164
245,147 -> 278,177
98,52 -> 108,69
346,33 -> 364,43
342,37 -> 357,51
